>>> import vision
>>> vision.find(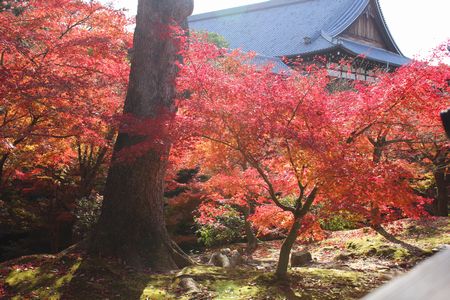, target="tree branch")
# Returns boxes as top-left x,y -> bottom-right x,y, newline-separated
297,186 -> 318,218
